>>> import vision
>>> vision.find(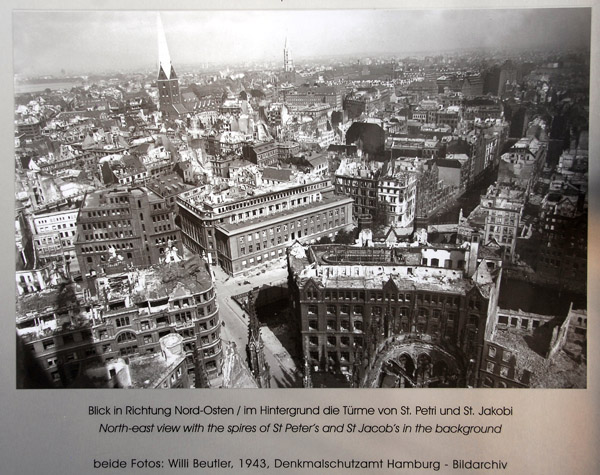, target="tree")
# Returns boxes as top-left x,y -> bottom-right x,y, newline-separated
334,228 -> 356,244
